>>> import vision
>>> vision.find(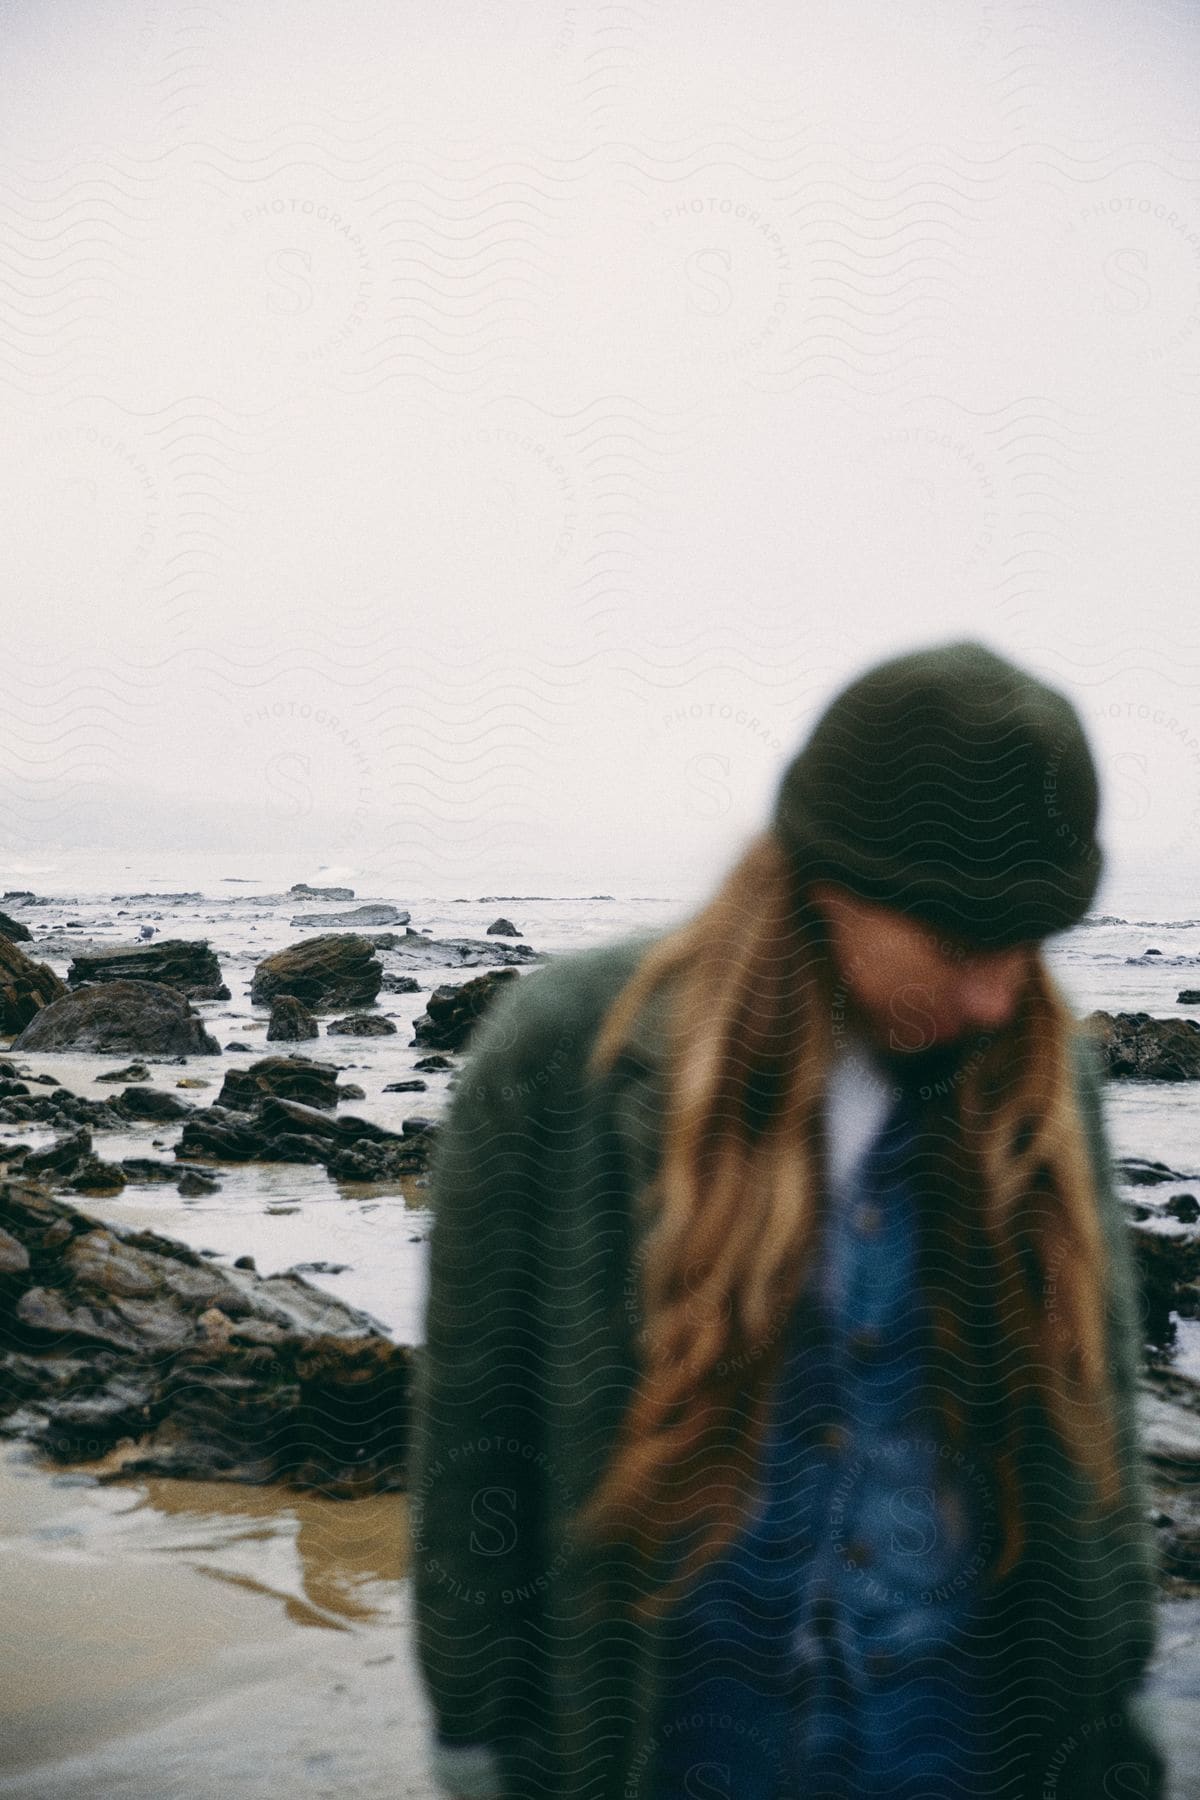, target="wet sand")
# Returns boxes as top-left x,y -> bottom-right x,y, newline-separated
0,1440 -> 436,1799
3,1445 -> 1200,1797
